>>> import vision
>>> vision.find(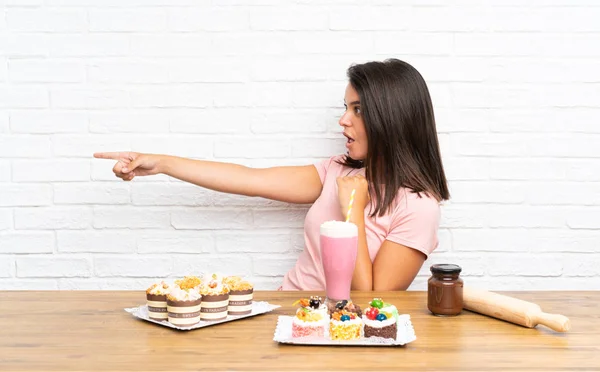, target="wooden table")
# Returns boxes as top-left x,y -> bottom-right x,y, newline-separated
0,291 -> 598,371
